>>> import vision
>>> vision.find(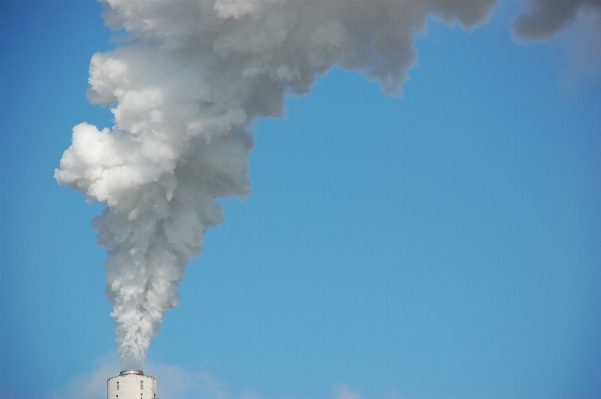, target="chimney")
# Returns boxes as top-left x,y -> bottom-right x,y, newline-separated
107,370 -> 158,399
